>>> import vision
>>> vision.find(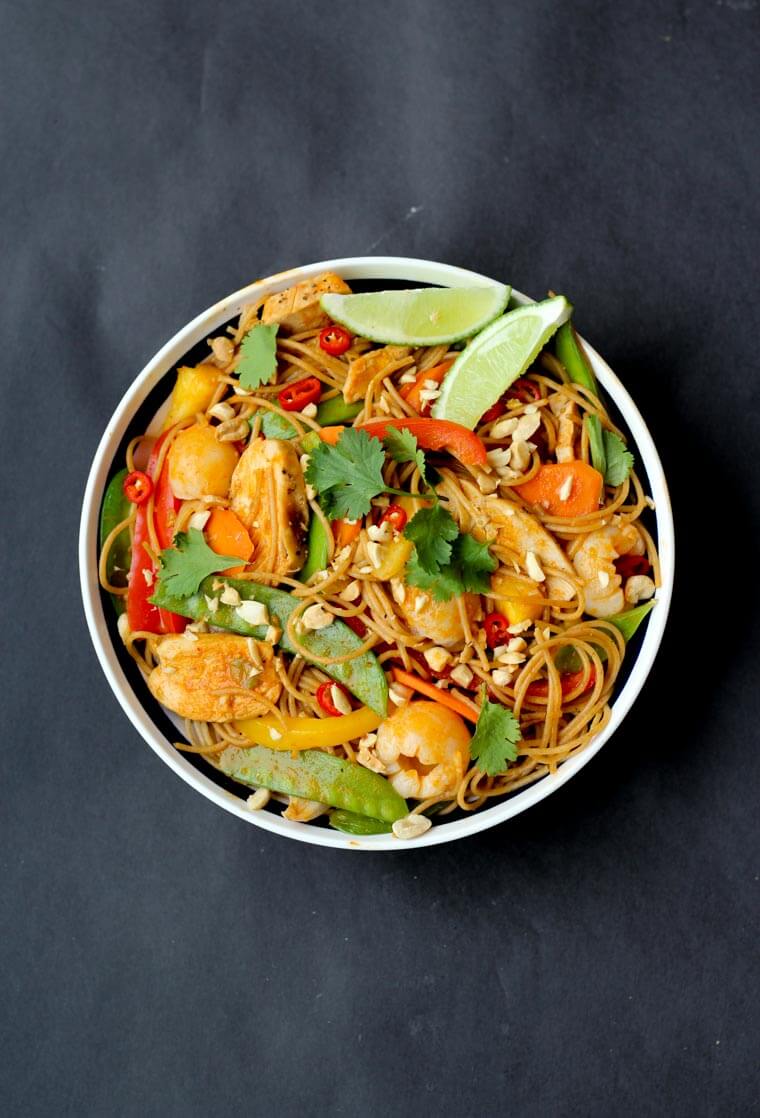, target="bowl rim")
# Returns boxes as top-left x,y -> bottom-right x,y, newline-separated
79,256 -> 675,851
